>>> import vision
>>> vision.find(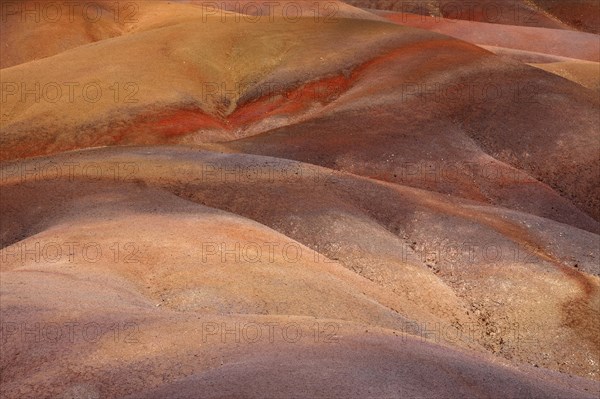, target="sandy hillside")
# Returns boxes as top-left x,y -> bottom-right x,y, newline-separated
1,1 -> 599,398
